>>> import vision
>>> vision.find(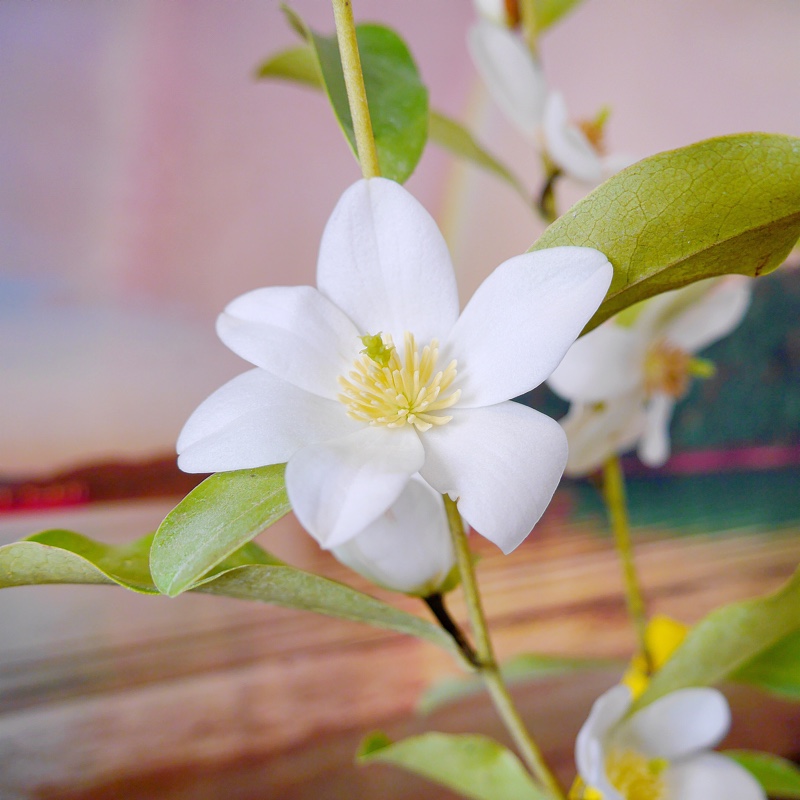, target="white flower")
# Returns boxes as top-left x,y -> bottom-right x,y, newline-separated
473,0 -> 519,28
548,276 -> 752,475
575,685 -> 766,800
468,22 -> 627,186
178,178 -> 612,553
332,475 -> 456,596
